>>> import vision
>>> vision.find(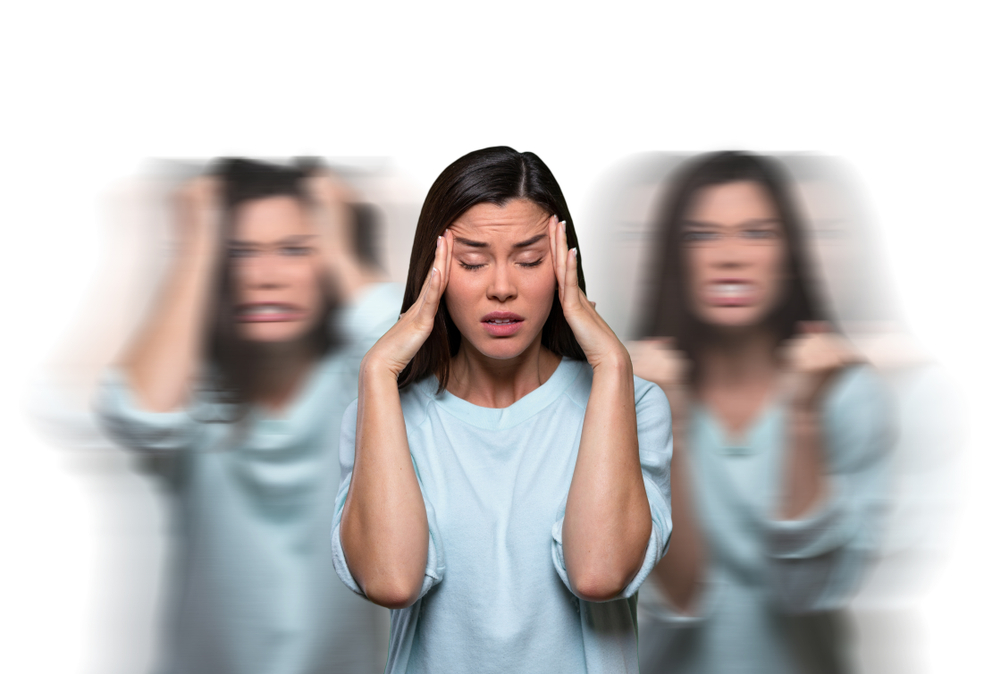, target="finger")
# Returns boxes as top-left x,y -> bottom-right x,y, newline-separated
412,236 -> 445,310
565,241 -> 580,292
547,215 -> 558,278
441,229 -> 454,291
556,219 -> 569,299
